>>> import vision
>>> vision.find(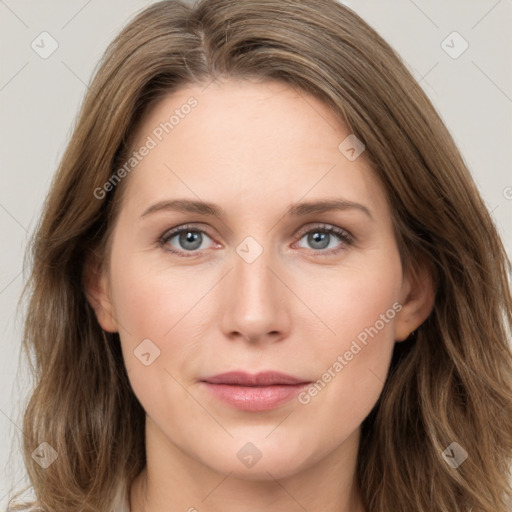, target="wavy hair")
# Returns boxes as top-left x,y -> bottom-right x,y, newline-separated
8,0 -> 512,510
